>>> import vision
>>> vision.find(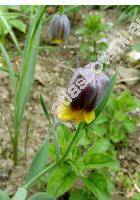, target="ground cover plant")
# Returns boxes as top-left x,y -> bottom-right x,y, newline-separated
0,5 -> 140,200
